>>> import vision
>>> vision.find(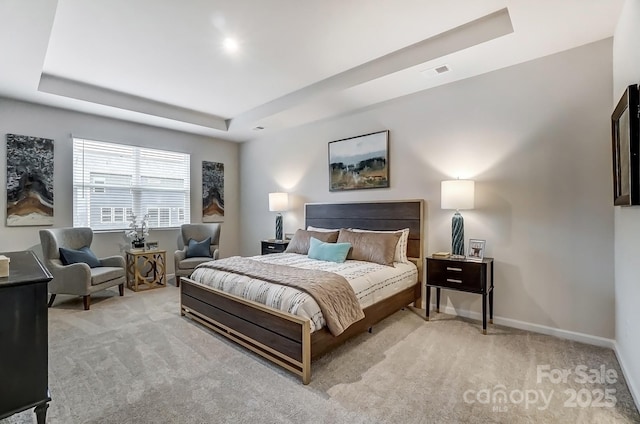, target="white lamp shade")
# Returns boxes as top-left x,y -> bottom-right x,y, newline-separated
441,180 -> 475,210
268,192 -> 289,212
